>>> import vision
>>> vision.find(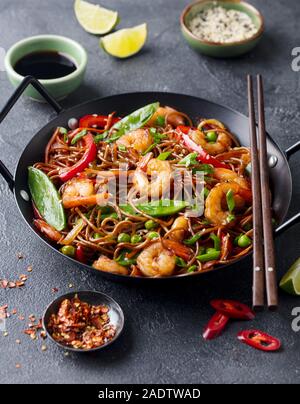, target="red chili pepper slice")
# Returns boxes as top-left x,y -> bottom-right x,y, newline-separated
203,311 -> 230,340
79,115 -> 120,129
210,299 -> 255,320
59,133 -> 97,182
75,246 -> 86,264
176,127 -> 229,169
238,330 -> 281,352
